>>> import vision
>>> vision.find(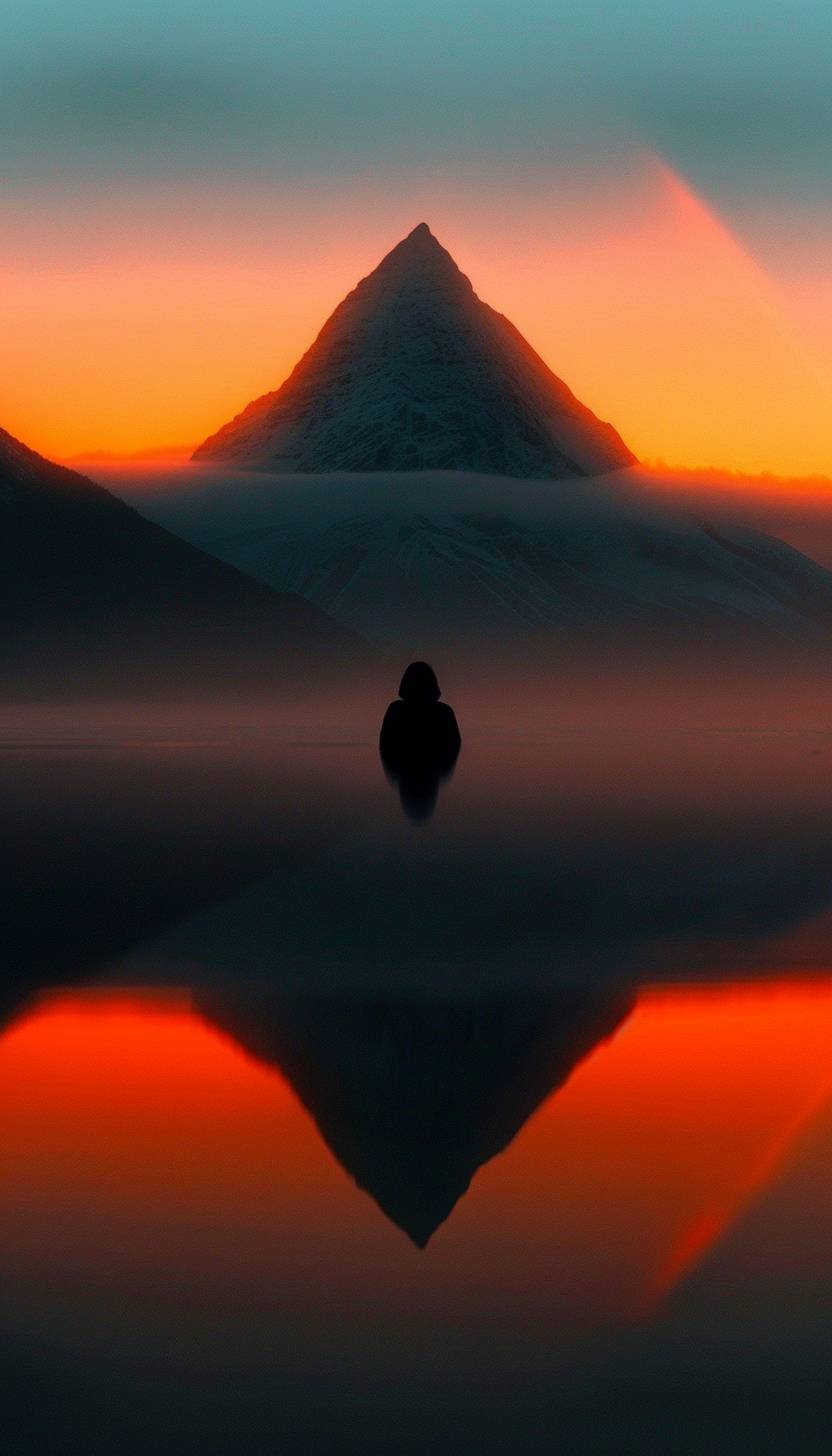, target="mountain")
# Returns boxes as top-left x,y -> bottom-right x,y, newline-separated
193,223 -> 634,477
117,466 -> 832,661
198,991 -> 633,1245
0,427 -> 362,696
